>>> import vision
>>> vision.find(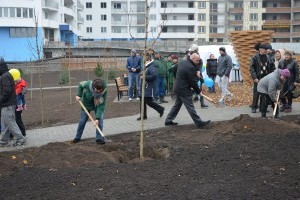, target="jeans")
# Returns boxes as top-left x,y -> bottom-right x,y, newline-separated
128,72 -> 140,98
16,94 -> 26,106
155,77 -> 166,98
75,110 -> 104,140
